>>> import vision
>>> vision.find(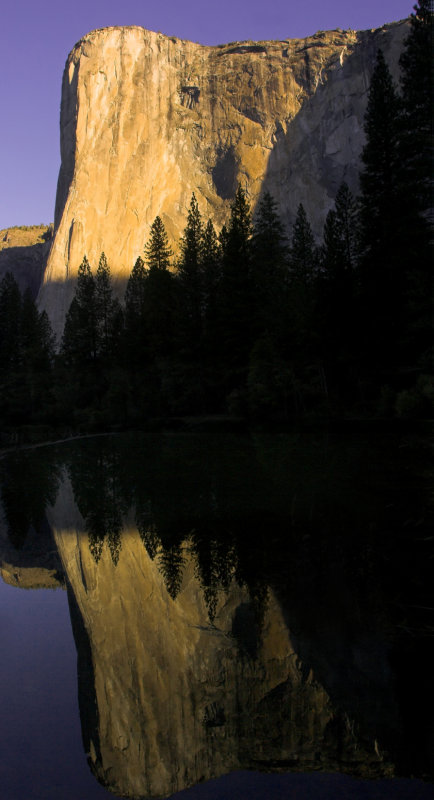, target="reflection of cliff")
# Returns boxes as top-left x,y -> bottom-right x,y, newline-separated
0,448 -> 60,551
47,476 -> 391,799
2,431 -> 432,795
0,447 -> 63,589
